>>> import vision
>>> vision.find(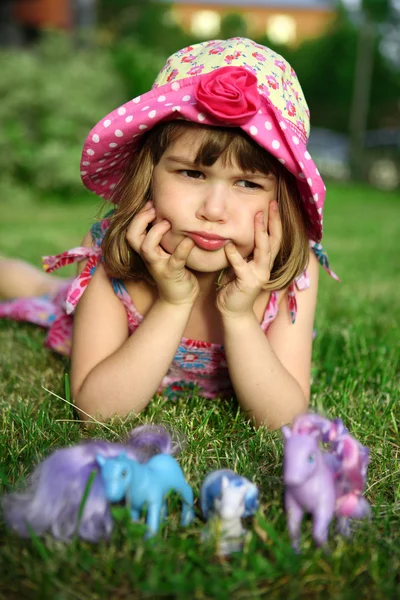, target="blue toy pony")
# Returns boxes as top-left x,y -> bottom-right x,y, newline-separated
2,425 -> 189,542
96,452 -> 195,536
